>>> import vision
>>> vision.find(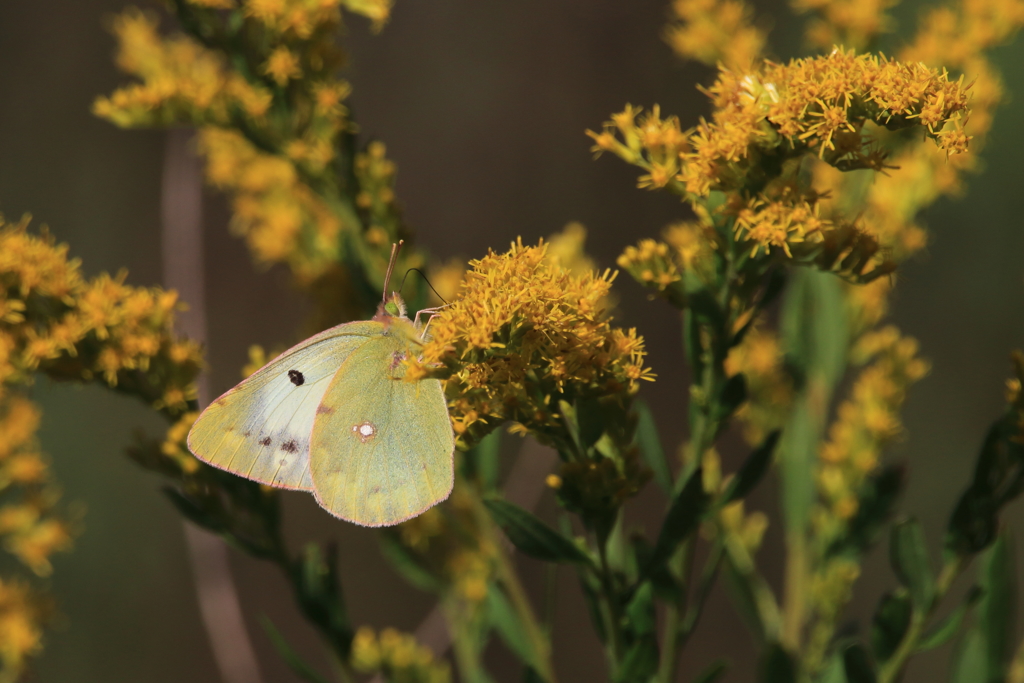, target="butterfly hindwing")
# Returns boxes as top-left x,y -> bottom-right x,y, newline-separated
187,321 -> 382,490
309,332 -> 455,526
